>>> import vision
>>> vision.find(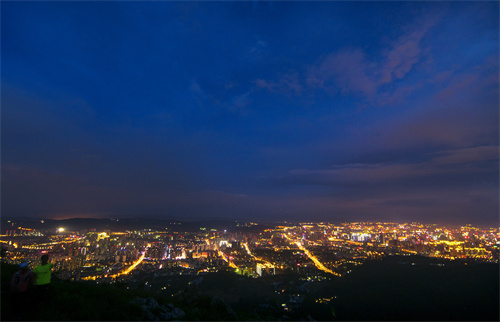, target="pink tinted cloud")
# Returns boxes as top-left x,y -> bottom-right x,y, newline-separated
307,49 -> 377,97
255,72 -> 303,96
228,92 -> 251,115
304,13 -> 440,102
257,15 -> 439,103
436,73 -> 479,102
430,69 -> 454,84
376,82 -> 422,106
252,185 -> 498,223
289,163 -> 428,184
358,65 -> 498,152
431,145 -> 499,165
385,115 -> 490,149
255,79 -> 276,91
286,144 -> 498,186
379,15 -> 438,85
